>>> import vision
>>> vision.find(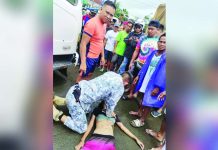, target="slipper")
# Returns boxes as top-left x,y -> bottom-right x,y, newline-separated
130,119 -> 144,127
